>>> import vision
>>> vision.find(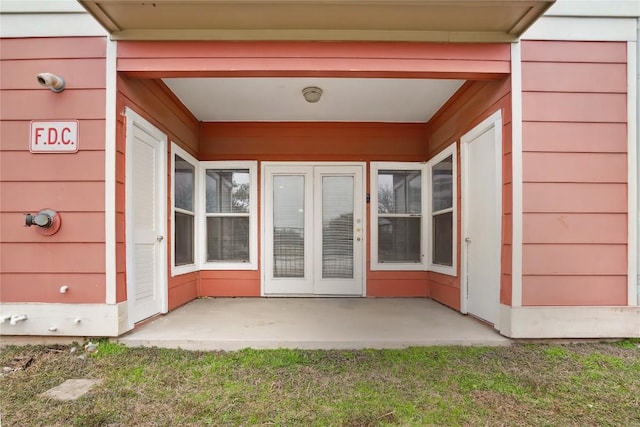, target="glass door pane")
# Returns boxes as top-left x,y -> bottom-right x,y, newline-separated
273,175 -> 305,278
321,176 -> 354,279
